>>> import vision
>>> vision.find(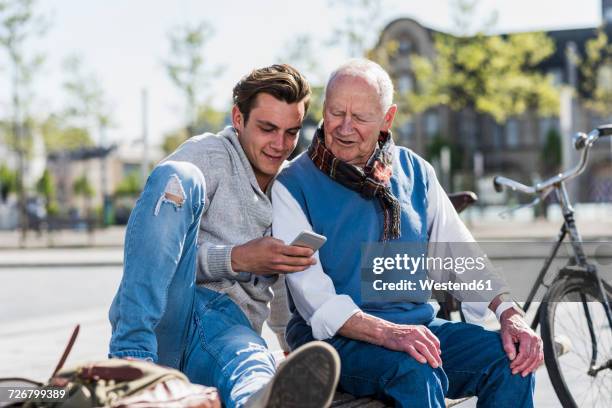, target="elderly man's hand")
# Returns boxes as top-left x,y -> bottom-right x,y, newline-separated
380,323 -> 443,368
231,237 -> 316,275
500,308 -> 543,376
